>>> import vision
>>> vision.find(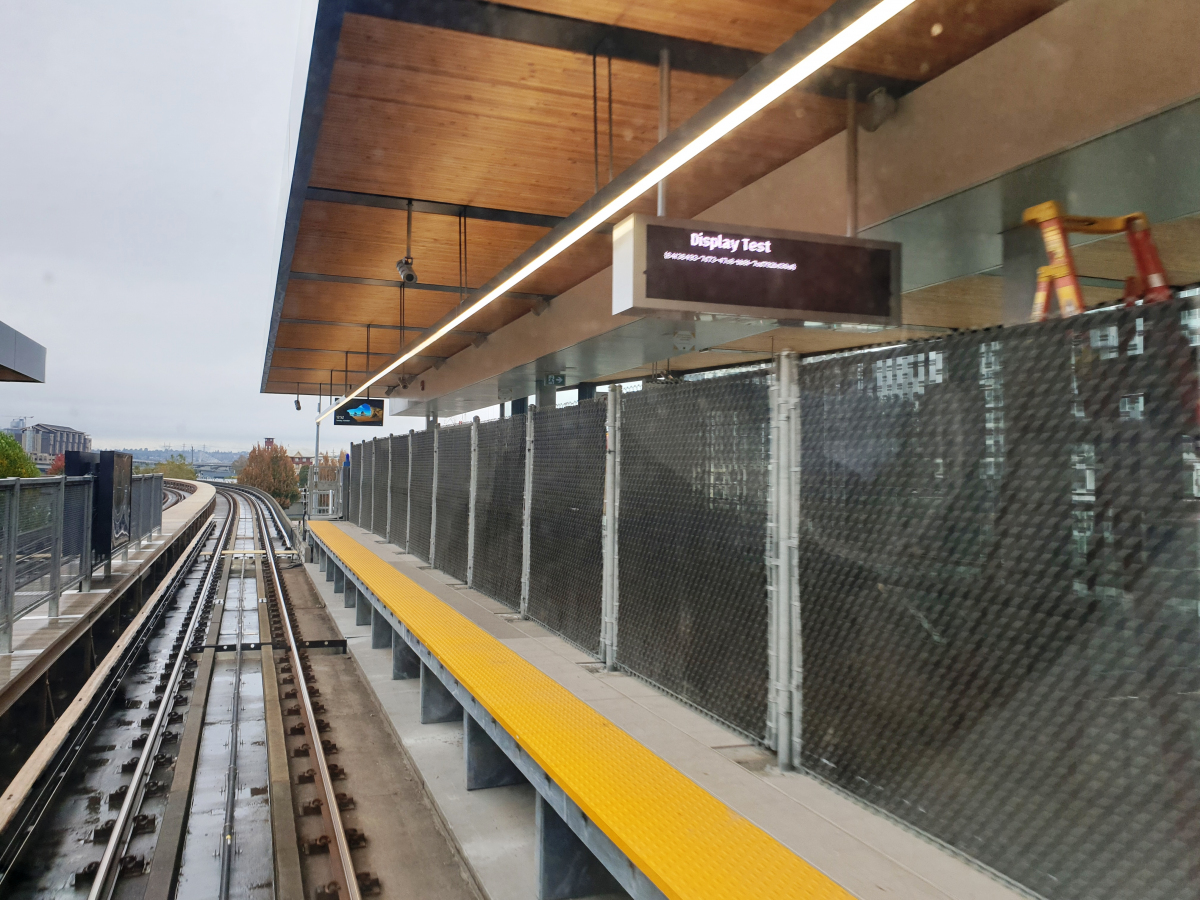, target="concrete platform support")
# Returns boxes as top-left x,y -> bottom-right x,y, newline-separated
325,557 -> 335,582
319,548 -> 326,572
536,794 -> 623,900
333,565 -> 345,593
464,711 -> 526,791
355,589 -> 371,627
392,632 -> 419,680
344,580 -> 357,610
371,605 -> 391,649
420,662 -> 461,724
